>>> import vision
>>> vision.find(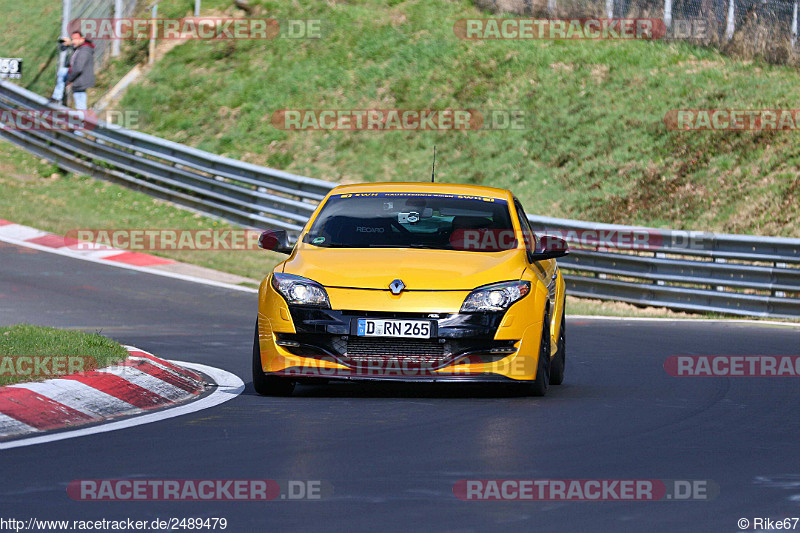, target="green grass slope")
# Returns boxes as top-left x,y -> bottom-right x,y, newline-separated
113,0 -> 799,236
0,0 -> 62,95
